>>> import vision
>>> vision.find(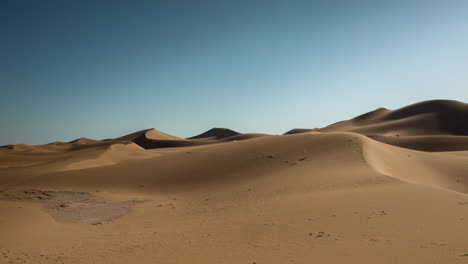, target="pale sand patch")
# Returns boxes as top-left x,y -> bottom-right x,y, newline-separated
0,189 -> 144,225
